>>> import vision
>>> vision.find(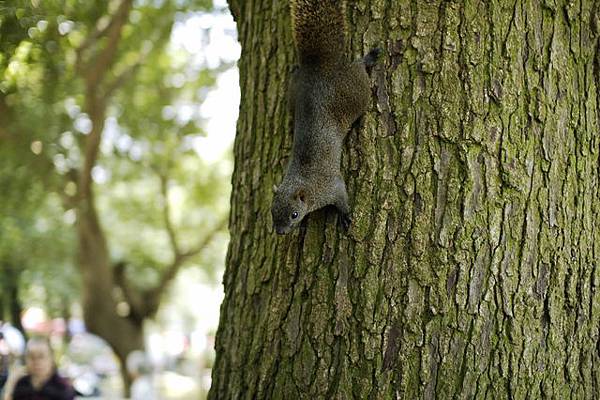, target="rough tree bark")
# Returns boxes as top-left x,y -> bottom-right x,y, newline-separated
211,0 -> 600,398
